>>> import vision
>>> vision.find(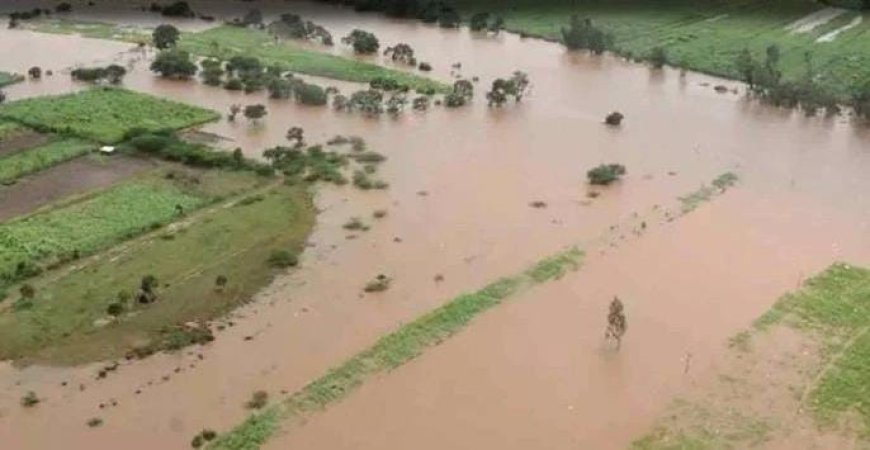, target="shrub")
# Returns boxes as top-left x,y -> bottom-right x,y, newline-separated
106,302 -> 125,316
604,111 -> 624,126
20,391 -> 39,407
245,390 -> 269,409
649,46 -> 668,69
268,250 -> 298,268
150,49 -> 197,79
86,417 -> 103,427
294,82 -> 328,106
364,274 -> 391,292
587,164 -> 626,185
153,24 -> 180,49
